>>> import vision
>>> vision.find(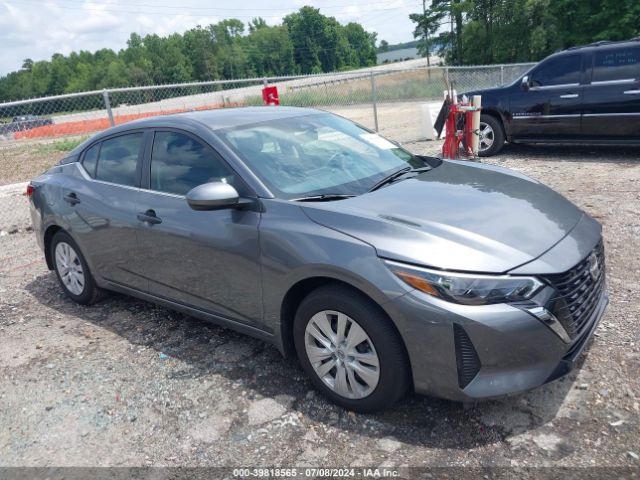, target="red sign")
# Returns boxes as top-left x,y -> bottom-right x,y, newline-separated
262,86 -> 279,106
